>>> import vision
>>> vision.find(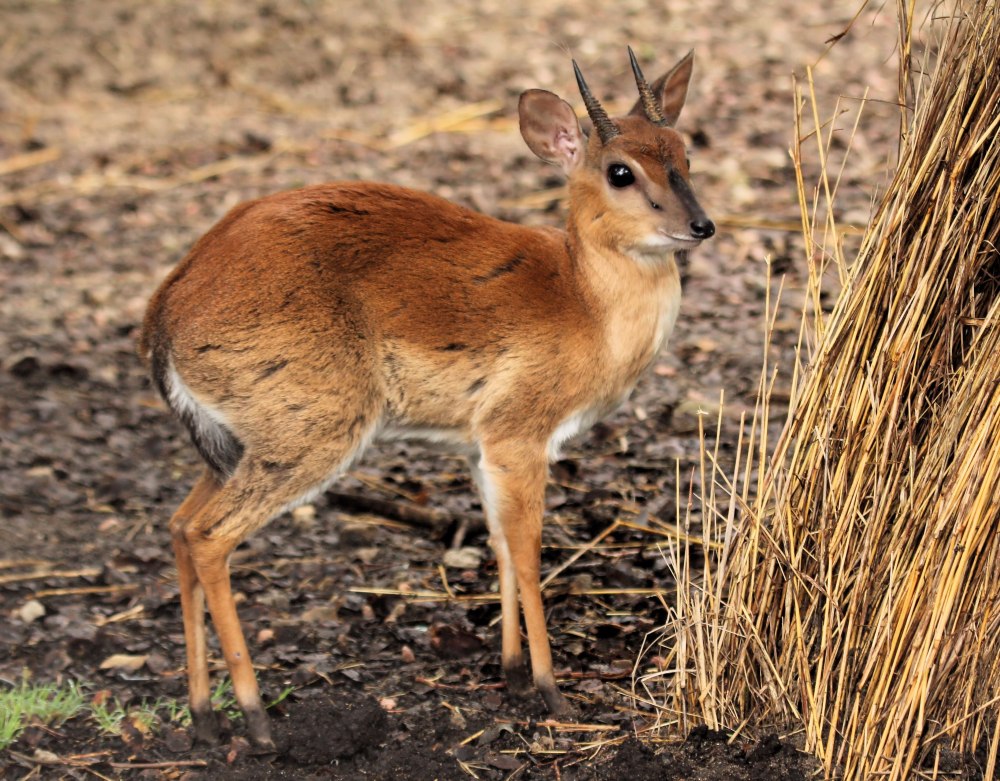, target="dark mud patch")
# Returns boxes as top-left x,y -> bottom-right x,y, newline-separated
198,689 -> 469,781
190,692 -> 814,781
284,692 -> 388,764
